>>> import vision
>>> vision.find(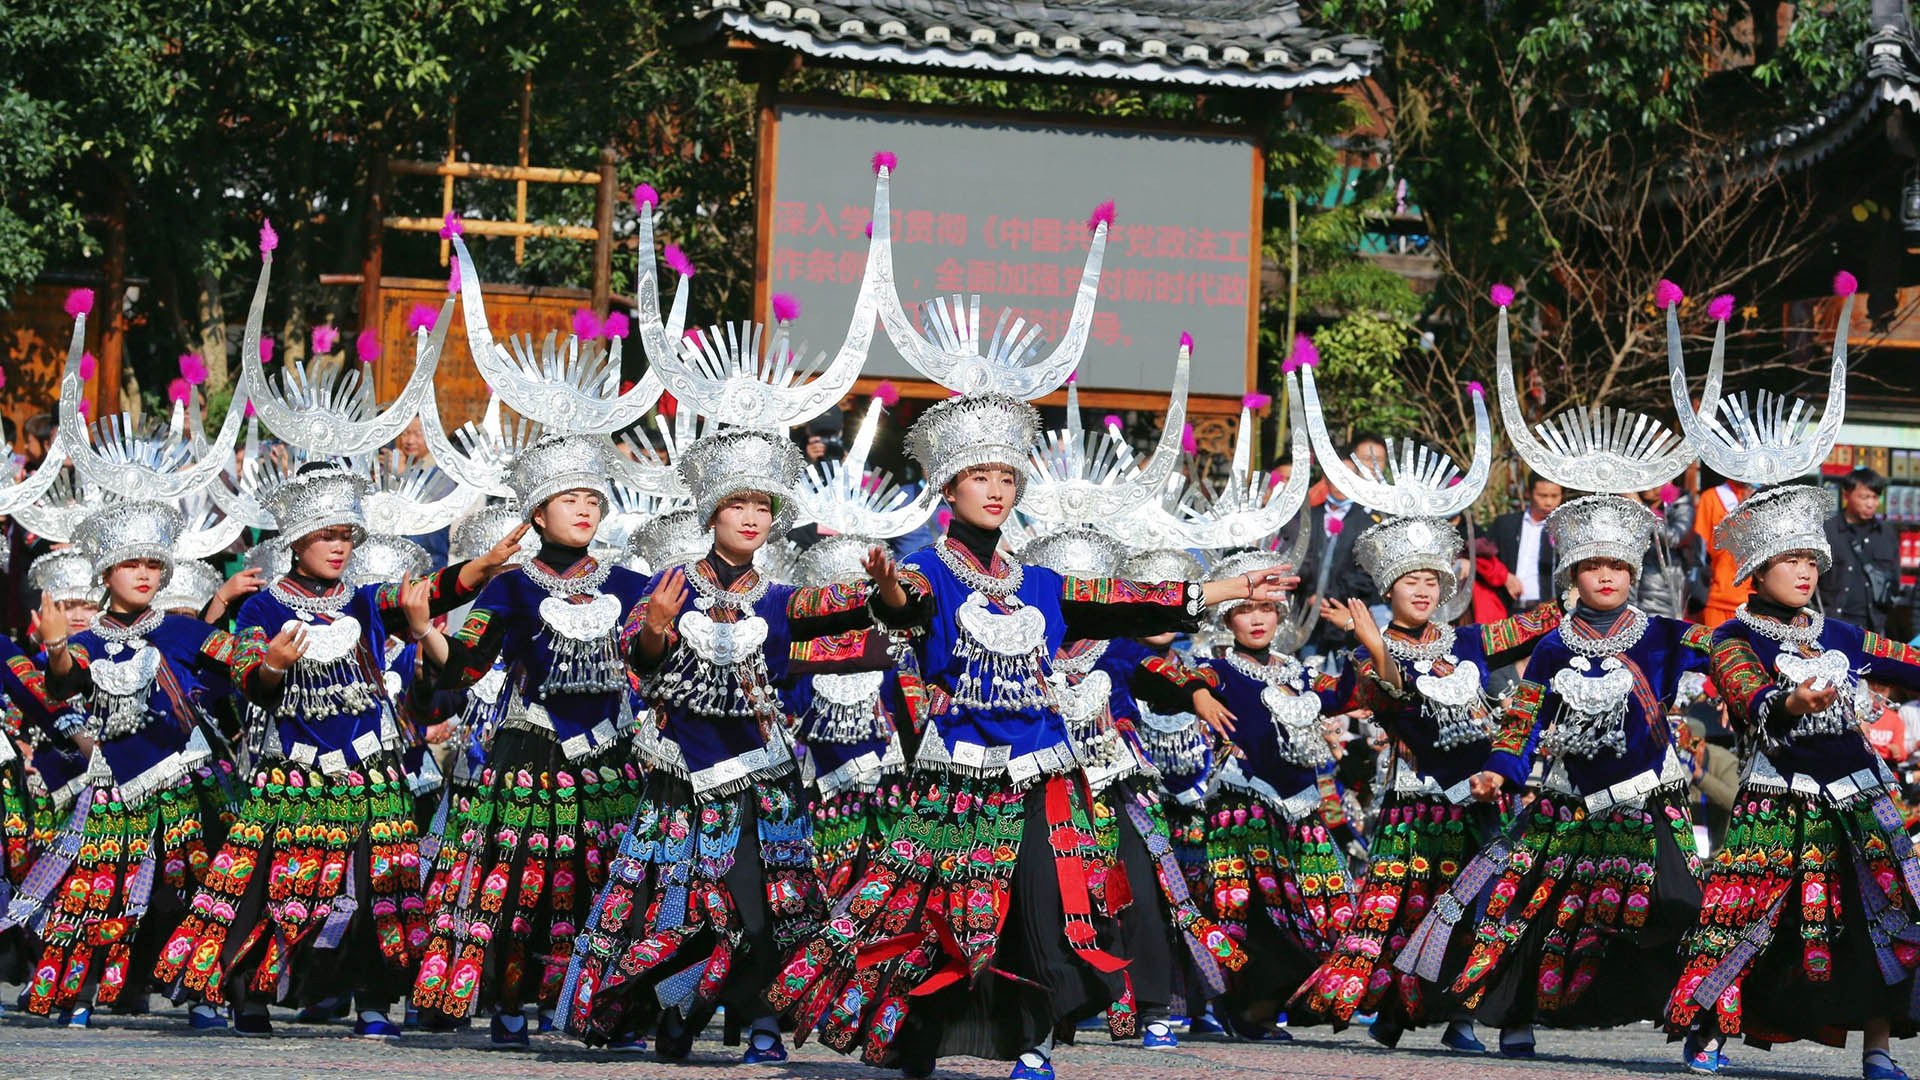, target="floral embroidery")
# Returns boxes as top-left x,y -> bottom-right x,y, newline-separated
1060,577 -> 1187,606
1493,680 -> 1545,757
